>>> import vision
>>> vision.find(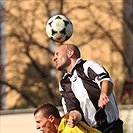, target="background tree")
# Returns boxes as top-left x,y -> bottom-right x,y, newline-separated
0,0 -> 132,109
